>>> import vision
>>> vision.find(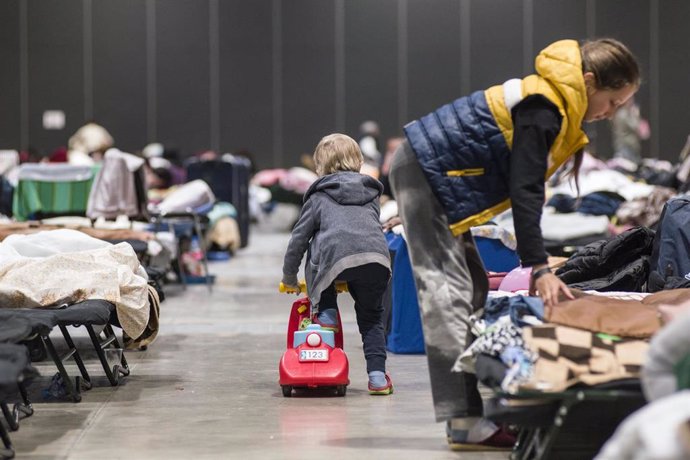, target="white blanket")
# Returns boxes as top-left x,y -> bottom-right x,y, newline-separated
156,179 -> 215,214
549,169 -> 654,201
0,229 -> 149,339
